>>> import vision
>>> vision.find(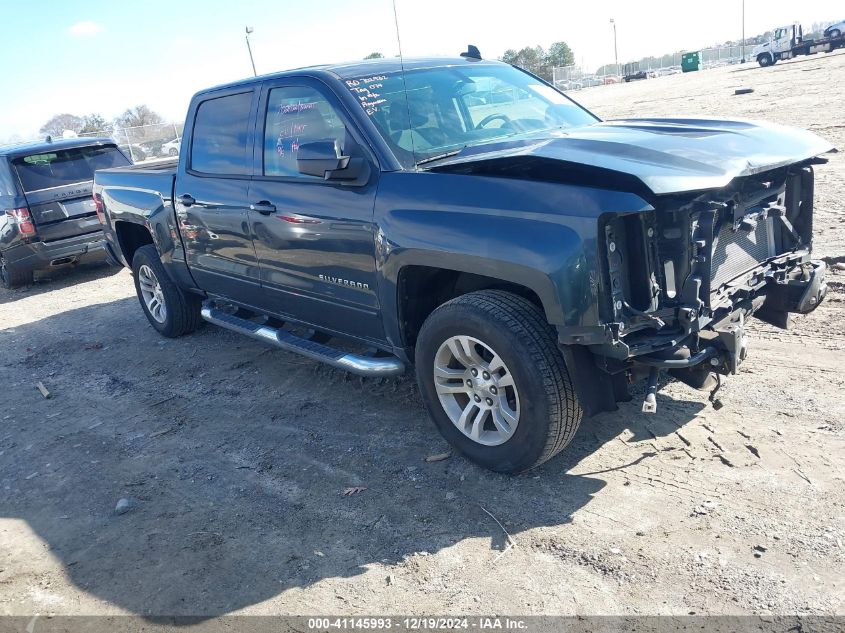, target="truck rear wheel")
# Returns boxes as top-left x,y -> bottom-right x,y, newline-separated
415,290 -> 582,473
0,256 -> 34,289
131,245 -> 201,338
